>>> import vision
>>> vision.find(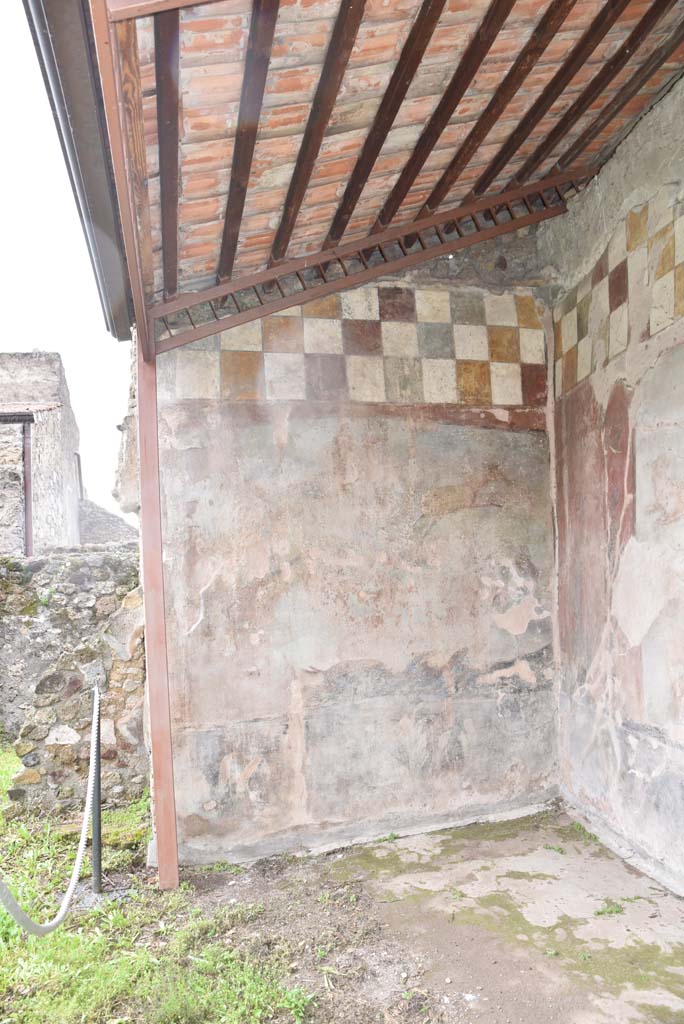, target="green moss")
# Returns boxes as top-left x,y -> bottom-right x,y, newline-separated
19,596 -> 40,617
0,747 -> 22,809
498,871 -> 559,882
448,890 -> 684,1000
